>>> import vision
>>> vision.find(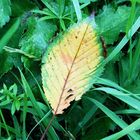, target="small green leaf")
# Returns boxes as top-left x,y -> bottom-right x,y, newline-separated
96,5 -> 130,44
15,100 -> 20,111
0,99 -> 11,106
11,102 -> 16,115
0,18 -> 20,52
9,83 -> 17,95
19,17 -> 57,67
0,95 -> 5,101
